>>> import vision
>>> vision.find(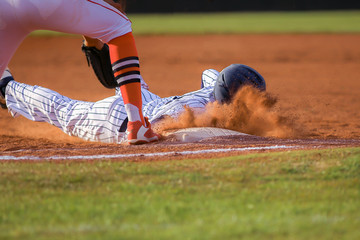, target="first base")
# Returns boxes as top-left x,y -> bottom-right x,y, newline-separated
165,127 -> 249,143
